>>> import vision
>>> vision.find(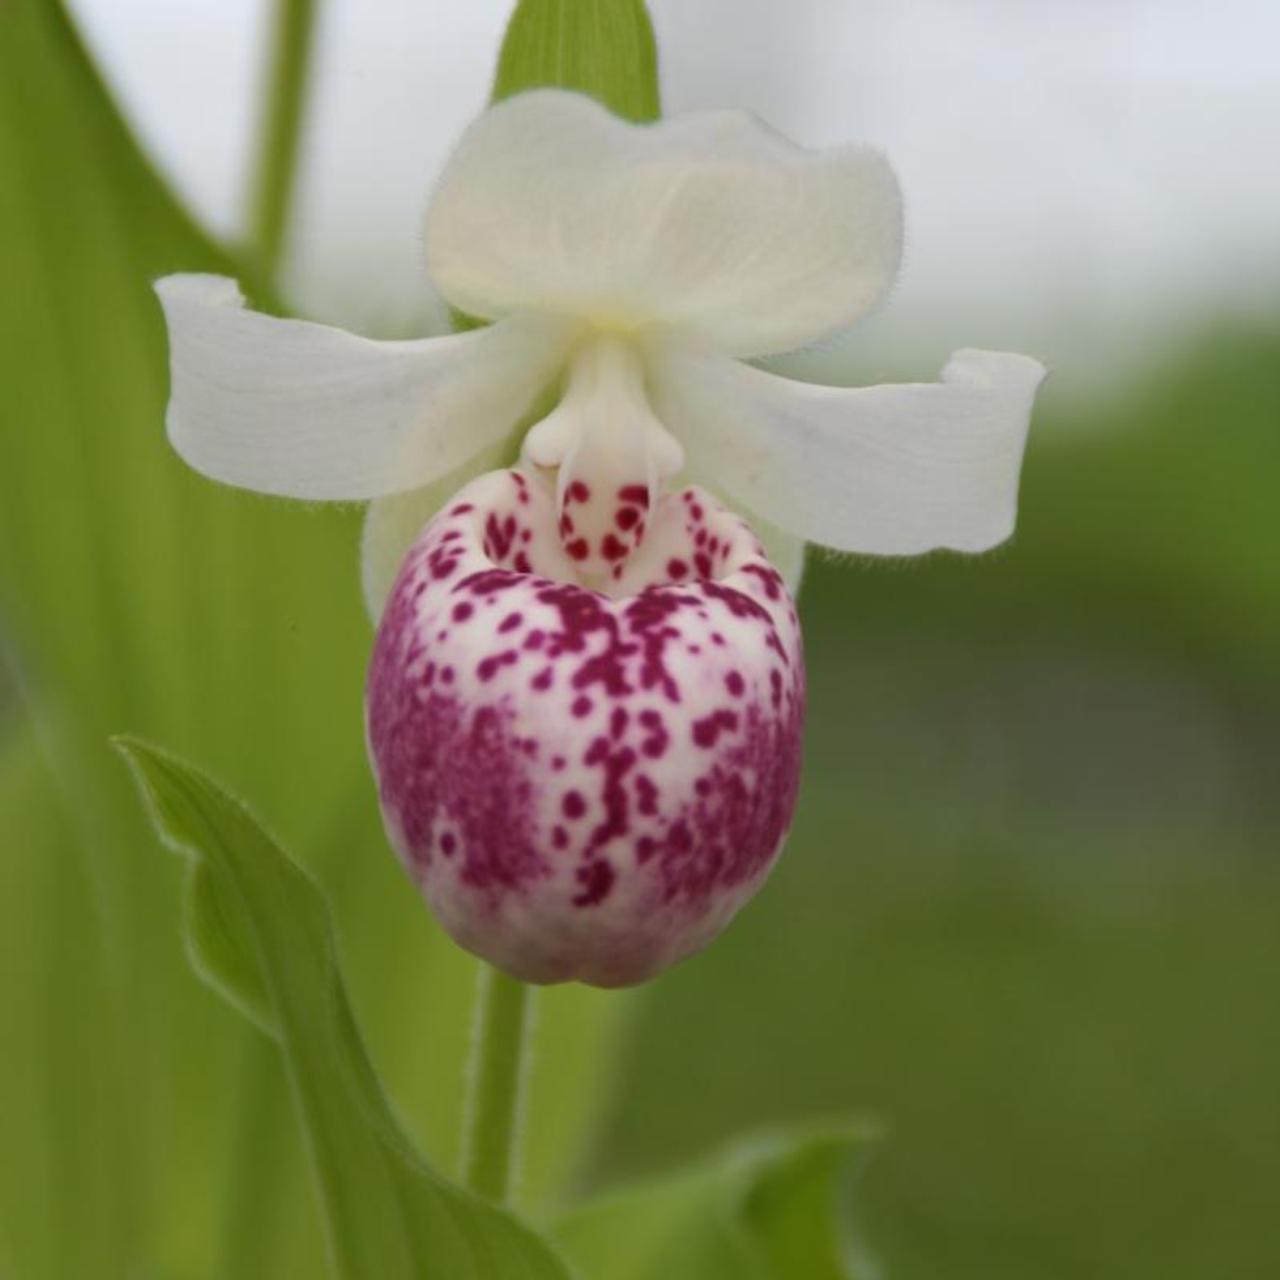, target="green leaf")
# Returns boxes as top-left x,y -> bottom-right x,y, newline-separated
115,735 -> 573,1280
0,723 -> 134,1280
0,1 -> 632,1269
553,1123 -> 879,1280
492,0 -> 661,122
